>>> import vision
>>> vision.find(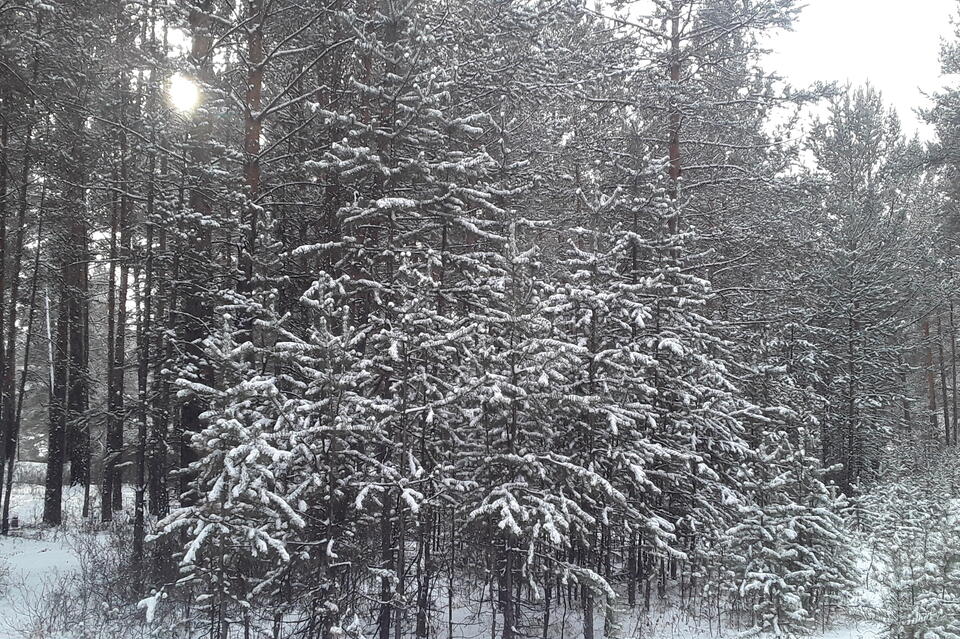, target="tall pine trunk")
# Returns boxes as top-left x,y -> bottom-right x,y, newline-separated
102,176 -> 119,521
64,104 -> 90,494
938,313 -> 951,444
0,92 -> 9,511
0,46 -> 39,512
923,318 -> 939,435
952,303 -> 958,444
179,0 -> 215,507
241,0 -> 264,299
2,203 -> 43,533
43,290 -> 68,525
